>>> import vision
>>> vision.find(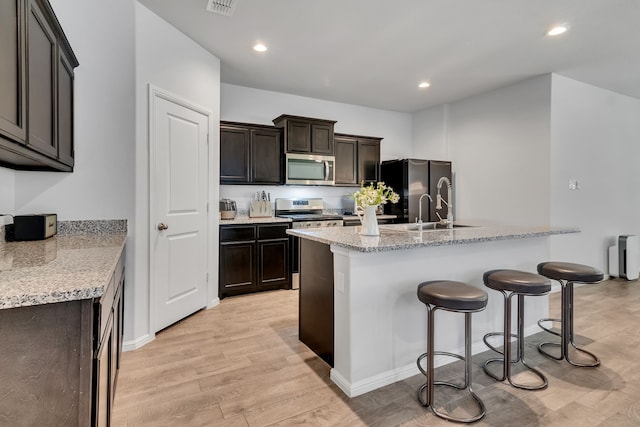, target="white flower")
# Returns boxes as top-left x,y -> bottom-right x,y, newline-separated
352,182 -> 400,208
